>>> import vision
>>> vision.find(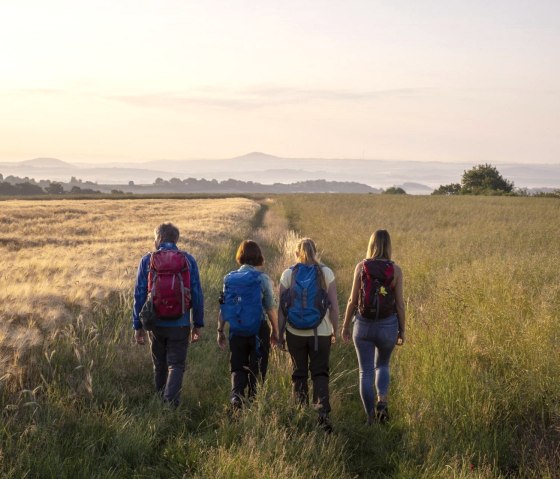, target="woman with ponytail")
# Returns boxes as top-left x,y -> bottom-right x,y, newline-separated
279,238 -> 339,432
341,229 -> 406,424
